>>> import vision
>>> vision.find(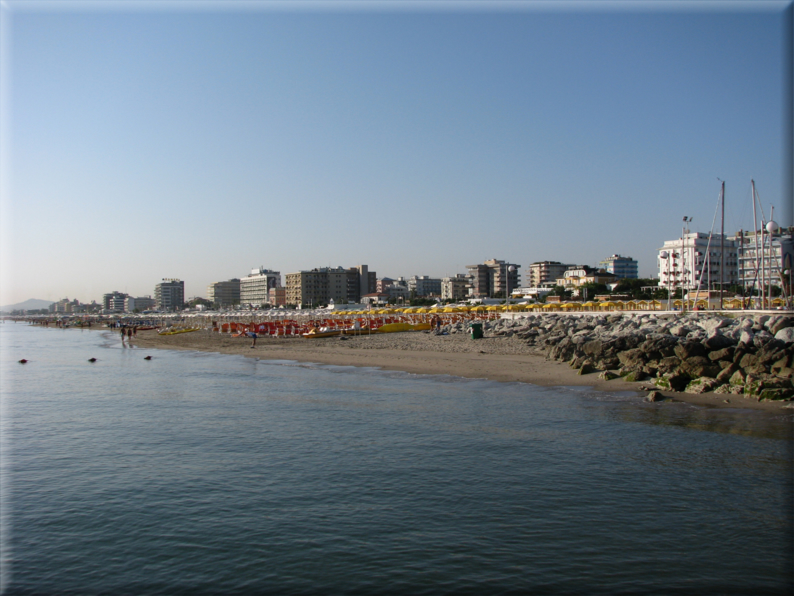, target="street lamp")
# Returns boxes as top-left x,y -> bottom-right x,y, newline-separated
660,251 -> 671,311
506,264 -> 516,312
